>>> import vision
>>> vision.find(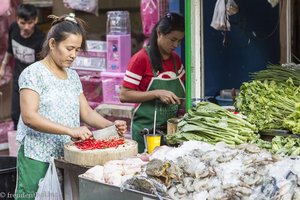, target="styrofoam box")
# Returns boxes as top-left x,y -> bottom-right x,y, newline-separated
101,72 -> 125,105
71,40 -> 107,72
